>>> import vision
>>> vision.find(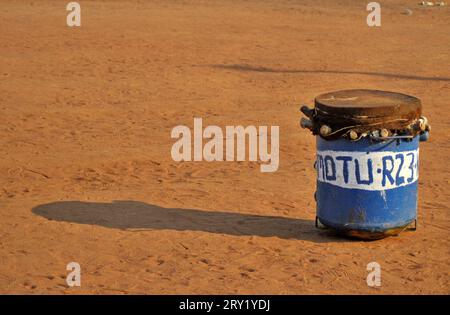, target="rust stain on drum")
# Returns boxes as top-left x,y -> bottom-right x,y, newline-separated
348,208 -> 366,224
